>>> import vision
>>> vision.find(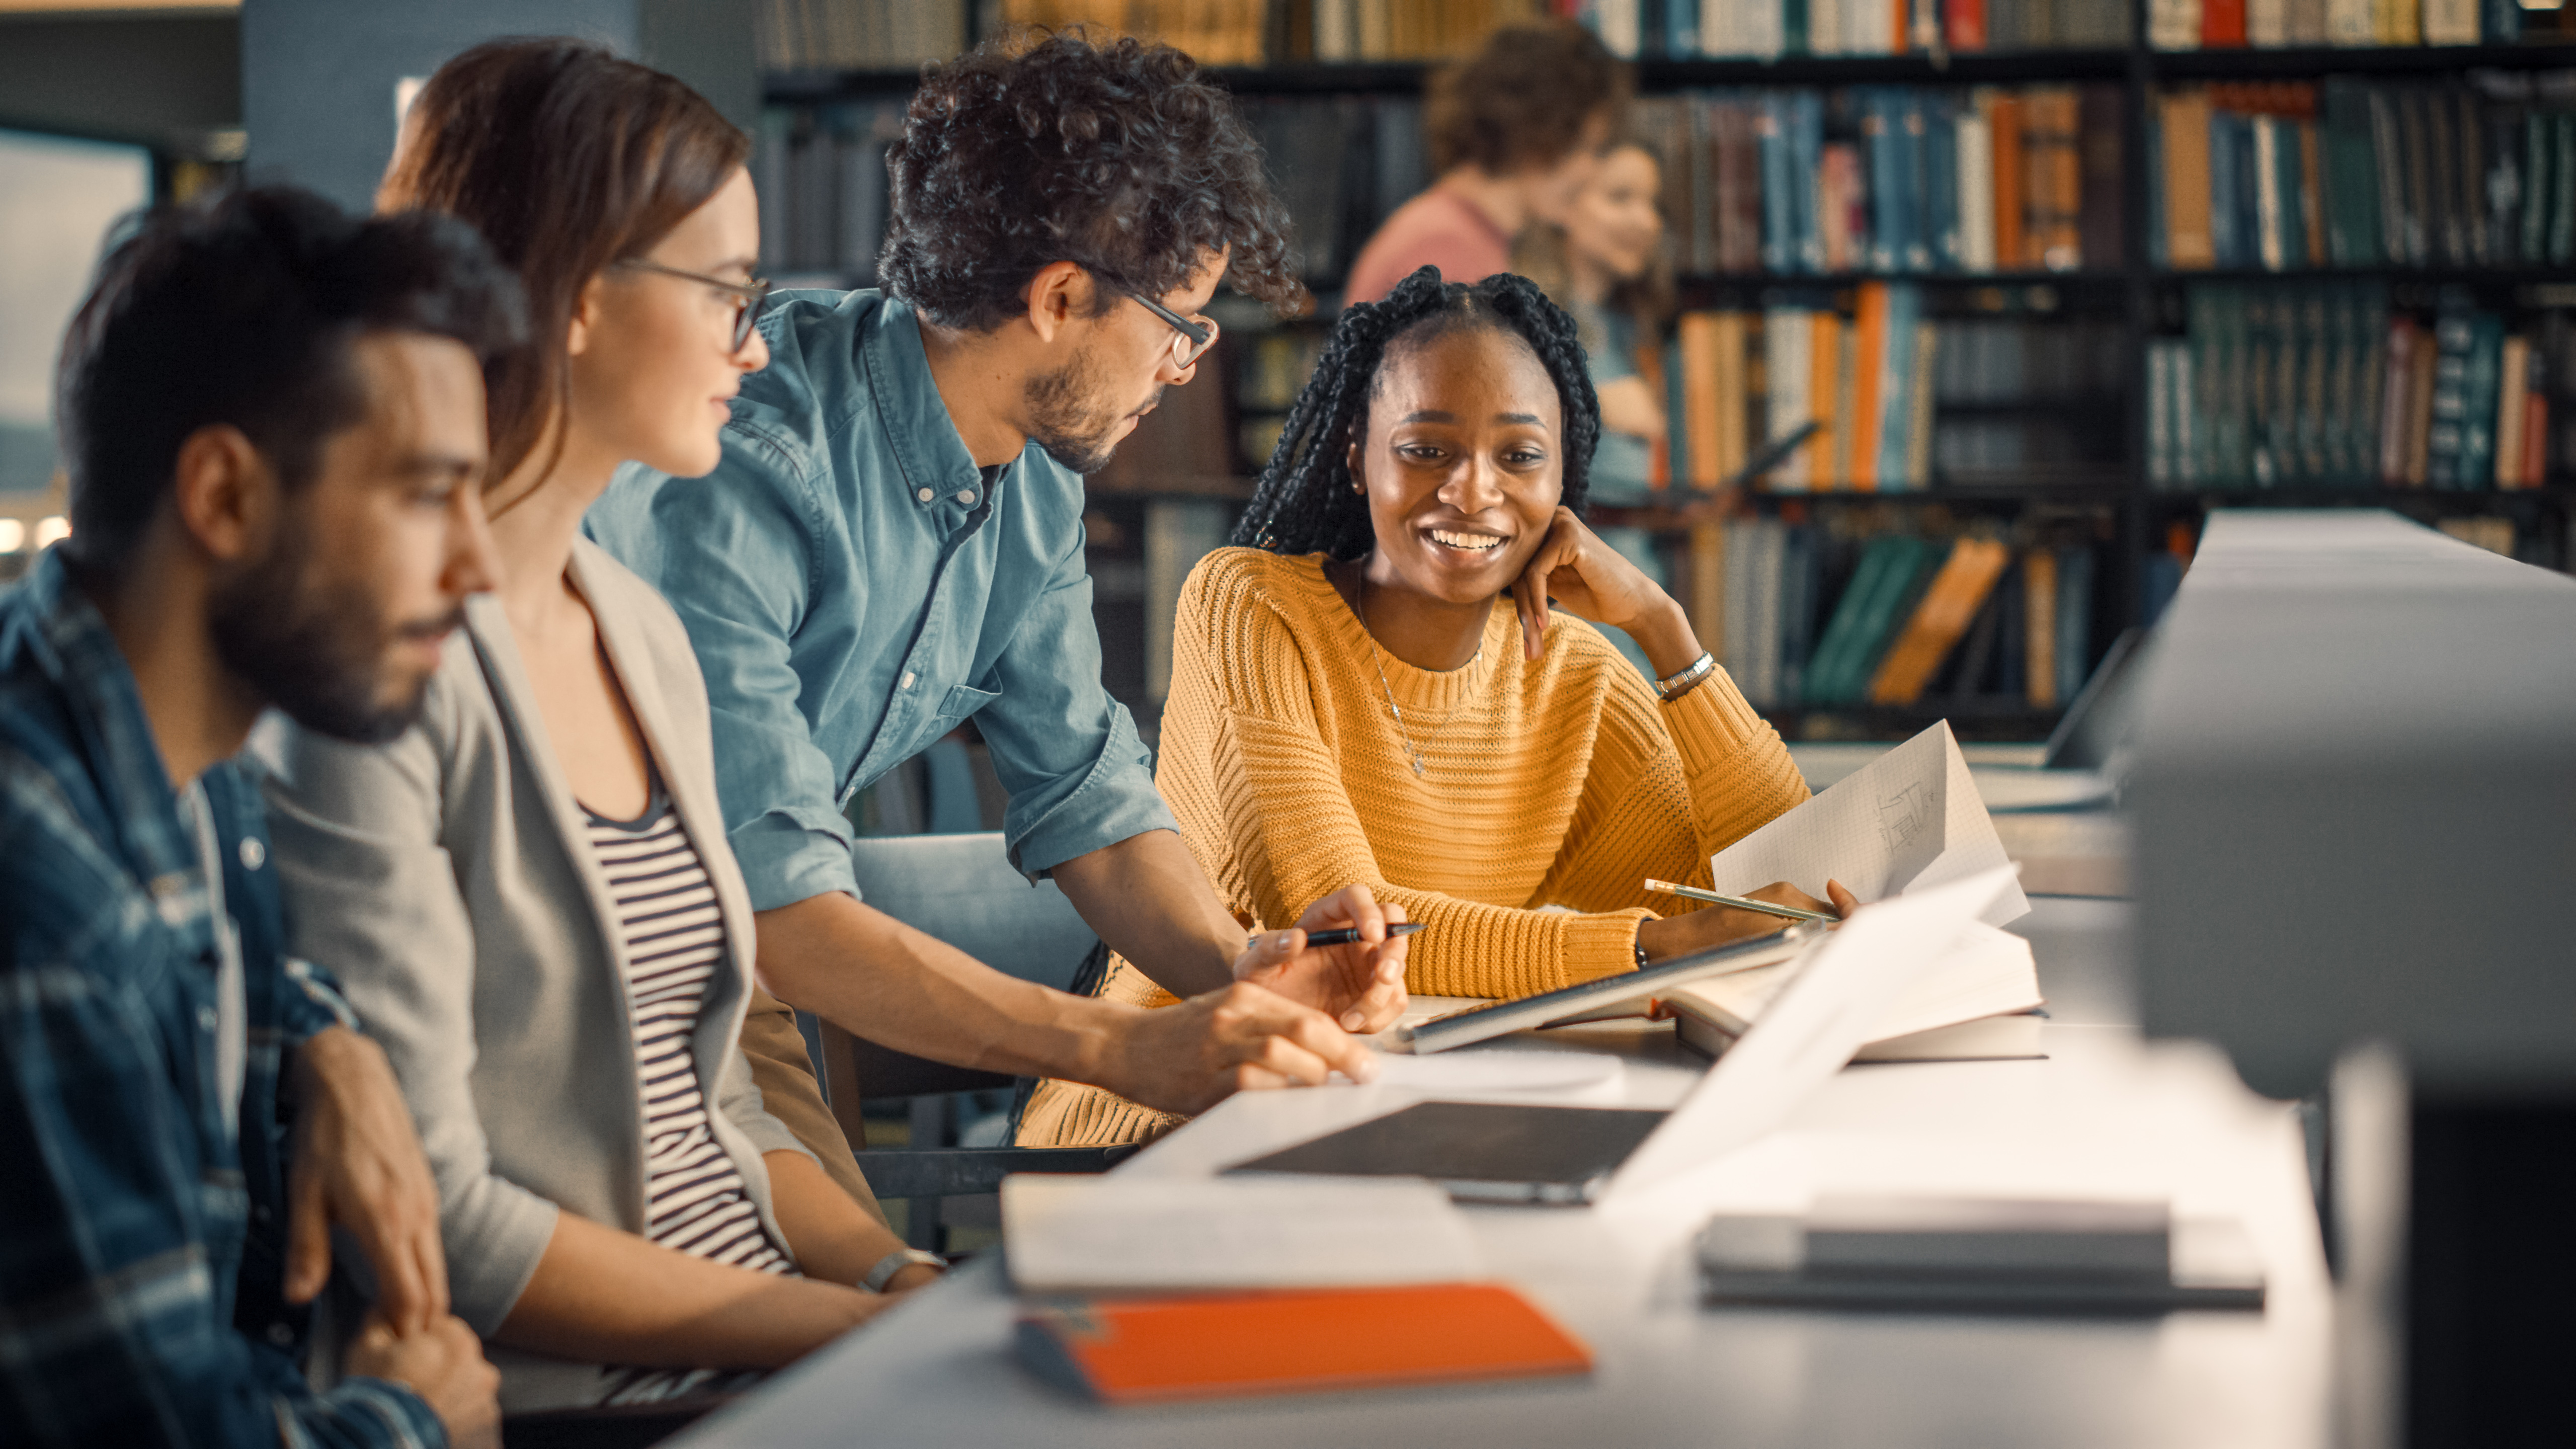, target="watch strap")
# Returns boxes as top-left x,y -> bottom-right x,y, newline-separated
864,1247 -> 946,1293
